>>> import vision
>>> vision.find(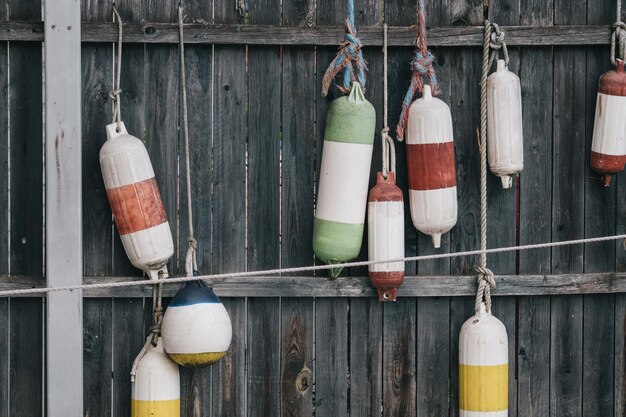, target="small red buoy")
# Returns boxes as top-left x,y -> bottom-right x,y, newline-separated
591,59 -> 626,187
